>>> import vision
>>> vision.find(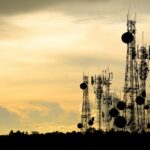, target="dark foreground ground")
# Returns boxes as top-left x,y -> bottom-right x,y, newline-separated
0,130 -> 149,149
